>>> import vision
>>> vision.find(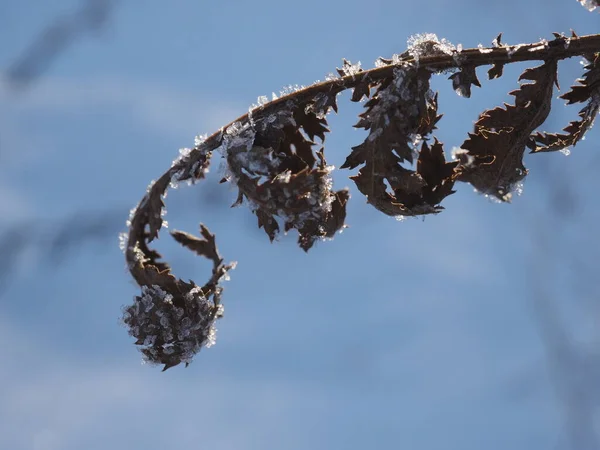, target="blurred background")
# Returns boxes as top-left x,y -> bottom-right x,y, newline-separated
1,1 -> 599,449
